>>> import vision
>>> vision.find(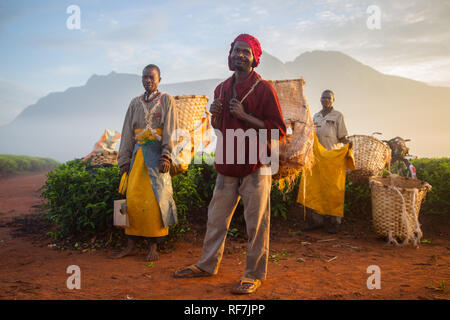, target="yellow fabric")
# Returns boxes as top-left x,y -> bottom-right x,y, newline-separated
118,172 -> 128,195
125,147 -> 168,237
297,133 -> 355,217
134,128 -> 163,145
